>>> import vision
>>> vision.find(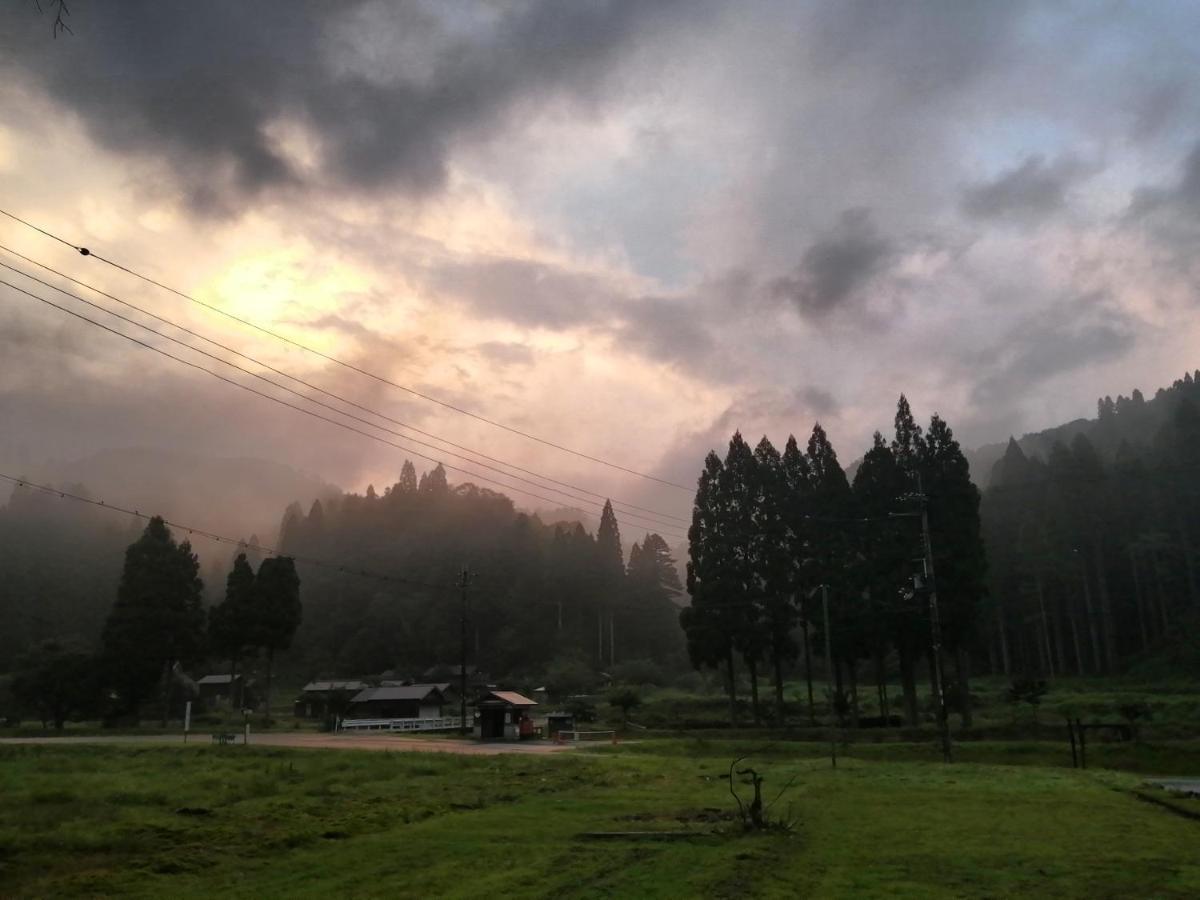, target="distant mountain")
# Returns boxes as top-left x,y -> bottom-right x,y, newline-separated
966,368 -> 1200,488
24,447 -> 339,548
